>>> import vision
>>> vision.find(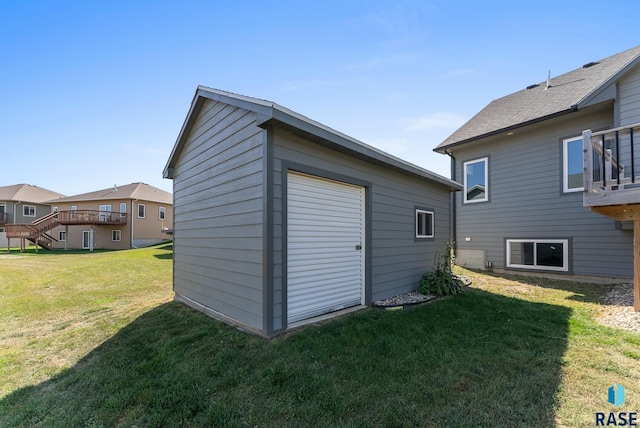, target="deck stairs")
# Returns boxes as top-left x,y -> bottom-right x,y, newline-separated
6,211 -> 61,250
